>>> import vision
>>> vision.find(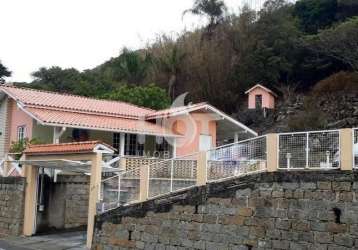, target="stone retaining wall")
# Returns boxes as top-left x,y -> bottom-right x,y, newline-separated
93,171 -> 358,250
0,177 -> 25,237
46,175 -> 90,230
